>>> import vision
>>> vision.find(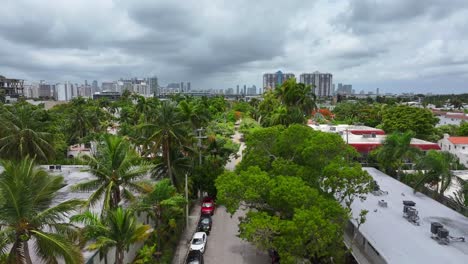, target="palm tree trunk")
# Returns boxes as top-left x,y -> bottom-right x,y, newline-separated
22,241 -> 33,264
115,247 -> 124,264
112,186 -> 121,209
163,139 -> 176,187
